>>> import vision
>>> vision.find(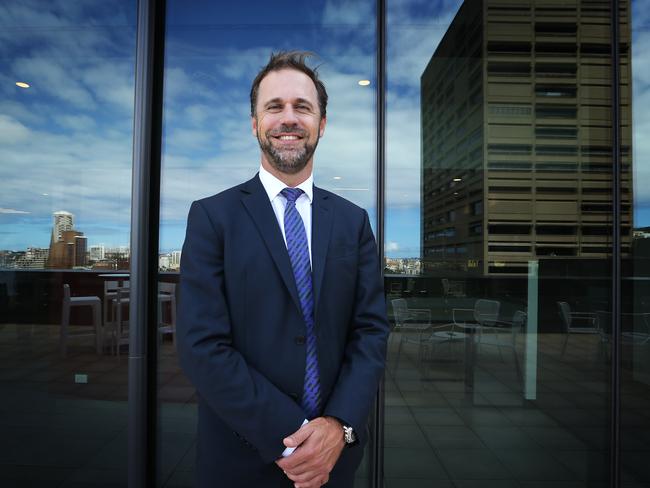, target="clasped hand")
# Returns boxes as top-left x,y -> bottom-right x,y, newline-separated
275,416 -> 345,488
